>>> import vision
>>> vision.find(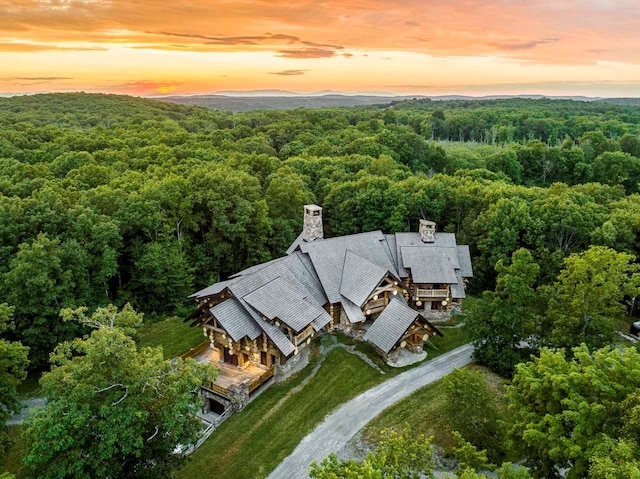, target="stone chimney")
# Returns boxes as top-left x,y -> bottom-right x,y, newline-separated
303,204 -> 323,242
419,219 -> 436,243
